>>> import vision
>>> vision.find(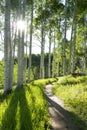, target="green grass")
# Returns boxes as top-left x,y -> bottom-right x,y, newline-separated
52,75 -> 87,130
0,78 -> 56,130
